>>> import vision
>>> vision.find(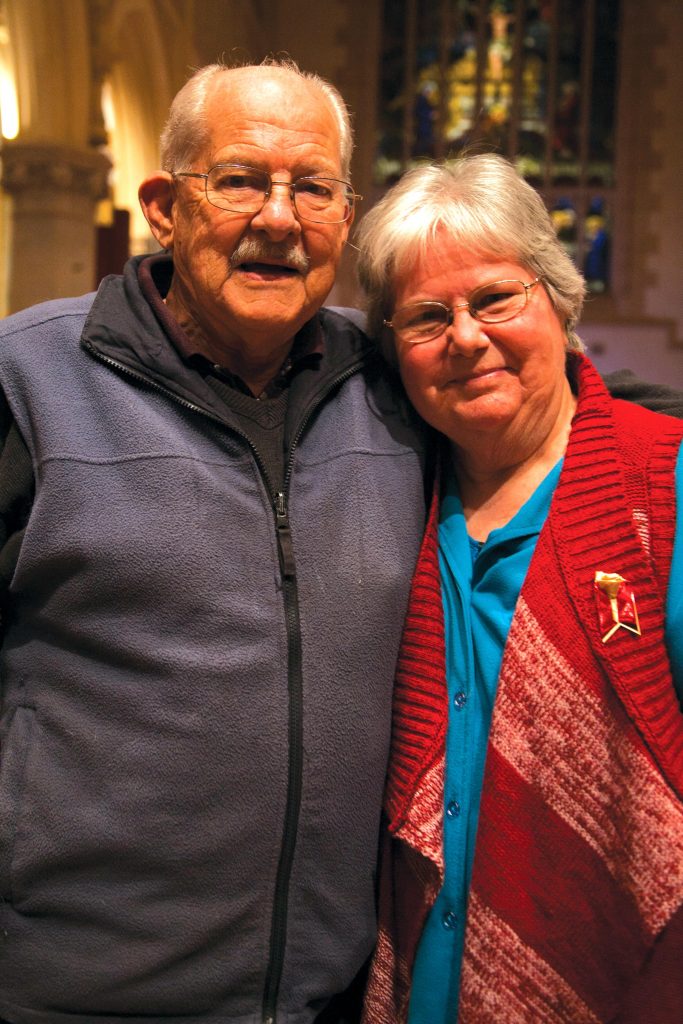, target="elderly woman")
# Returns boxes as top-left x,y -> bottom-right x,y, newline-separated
356,155 -> 683,1024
